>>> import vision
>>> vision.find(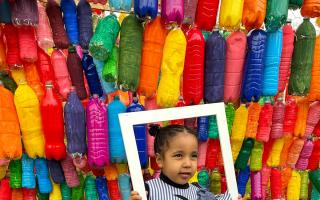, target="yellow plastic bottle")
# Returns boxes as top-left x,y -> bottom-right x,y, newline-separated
14,83 -> 45,158
219,0 -> 245,31
287,170 -> 301,200
231,104 -> 248,161
267,137 -> 284,167
157,28 -> 186,108
0,162 -> 8,180
50,181 -> 62,200
11,67 -> 26,84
